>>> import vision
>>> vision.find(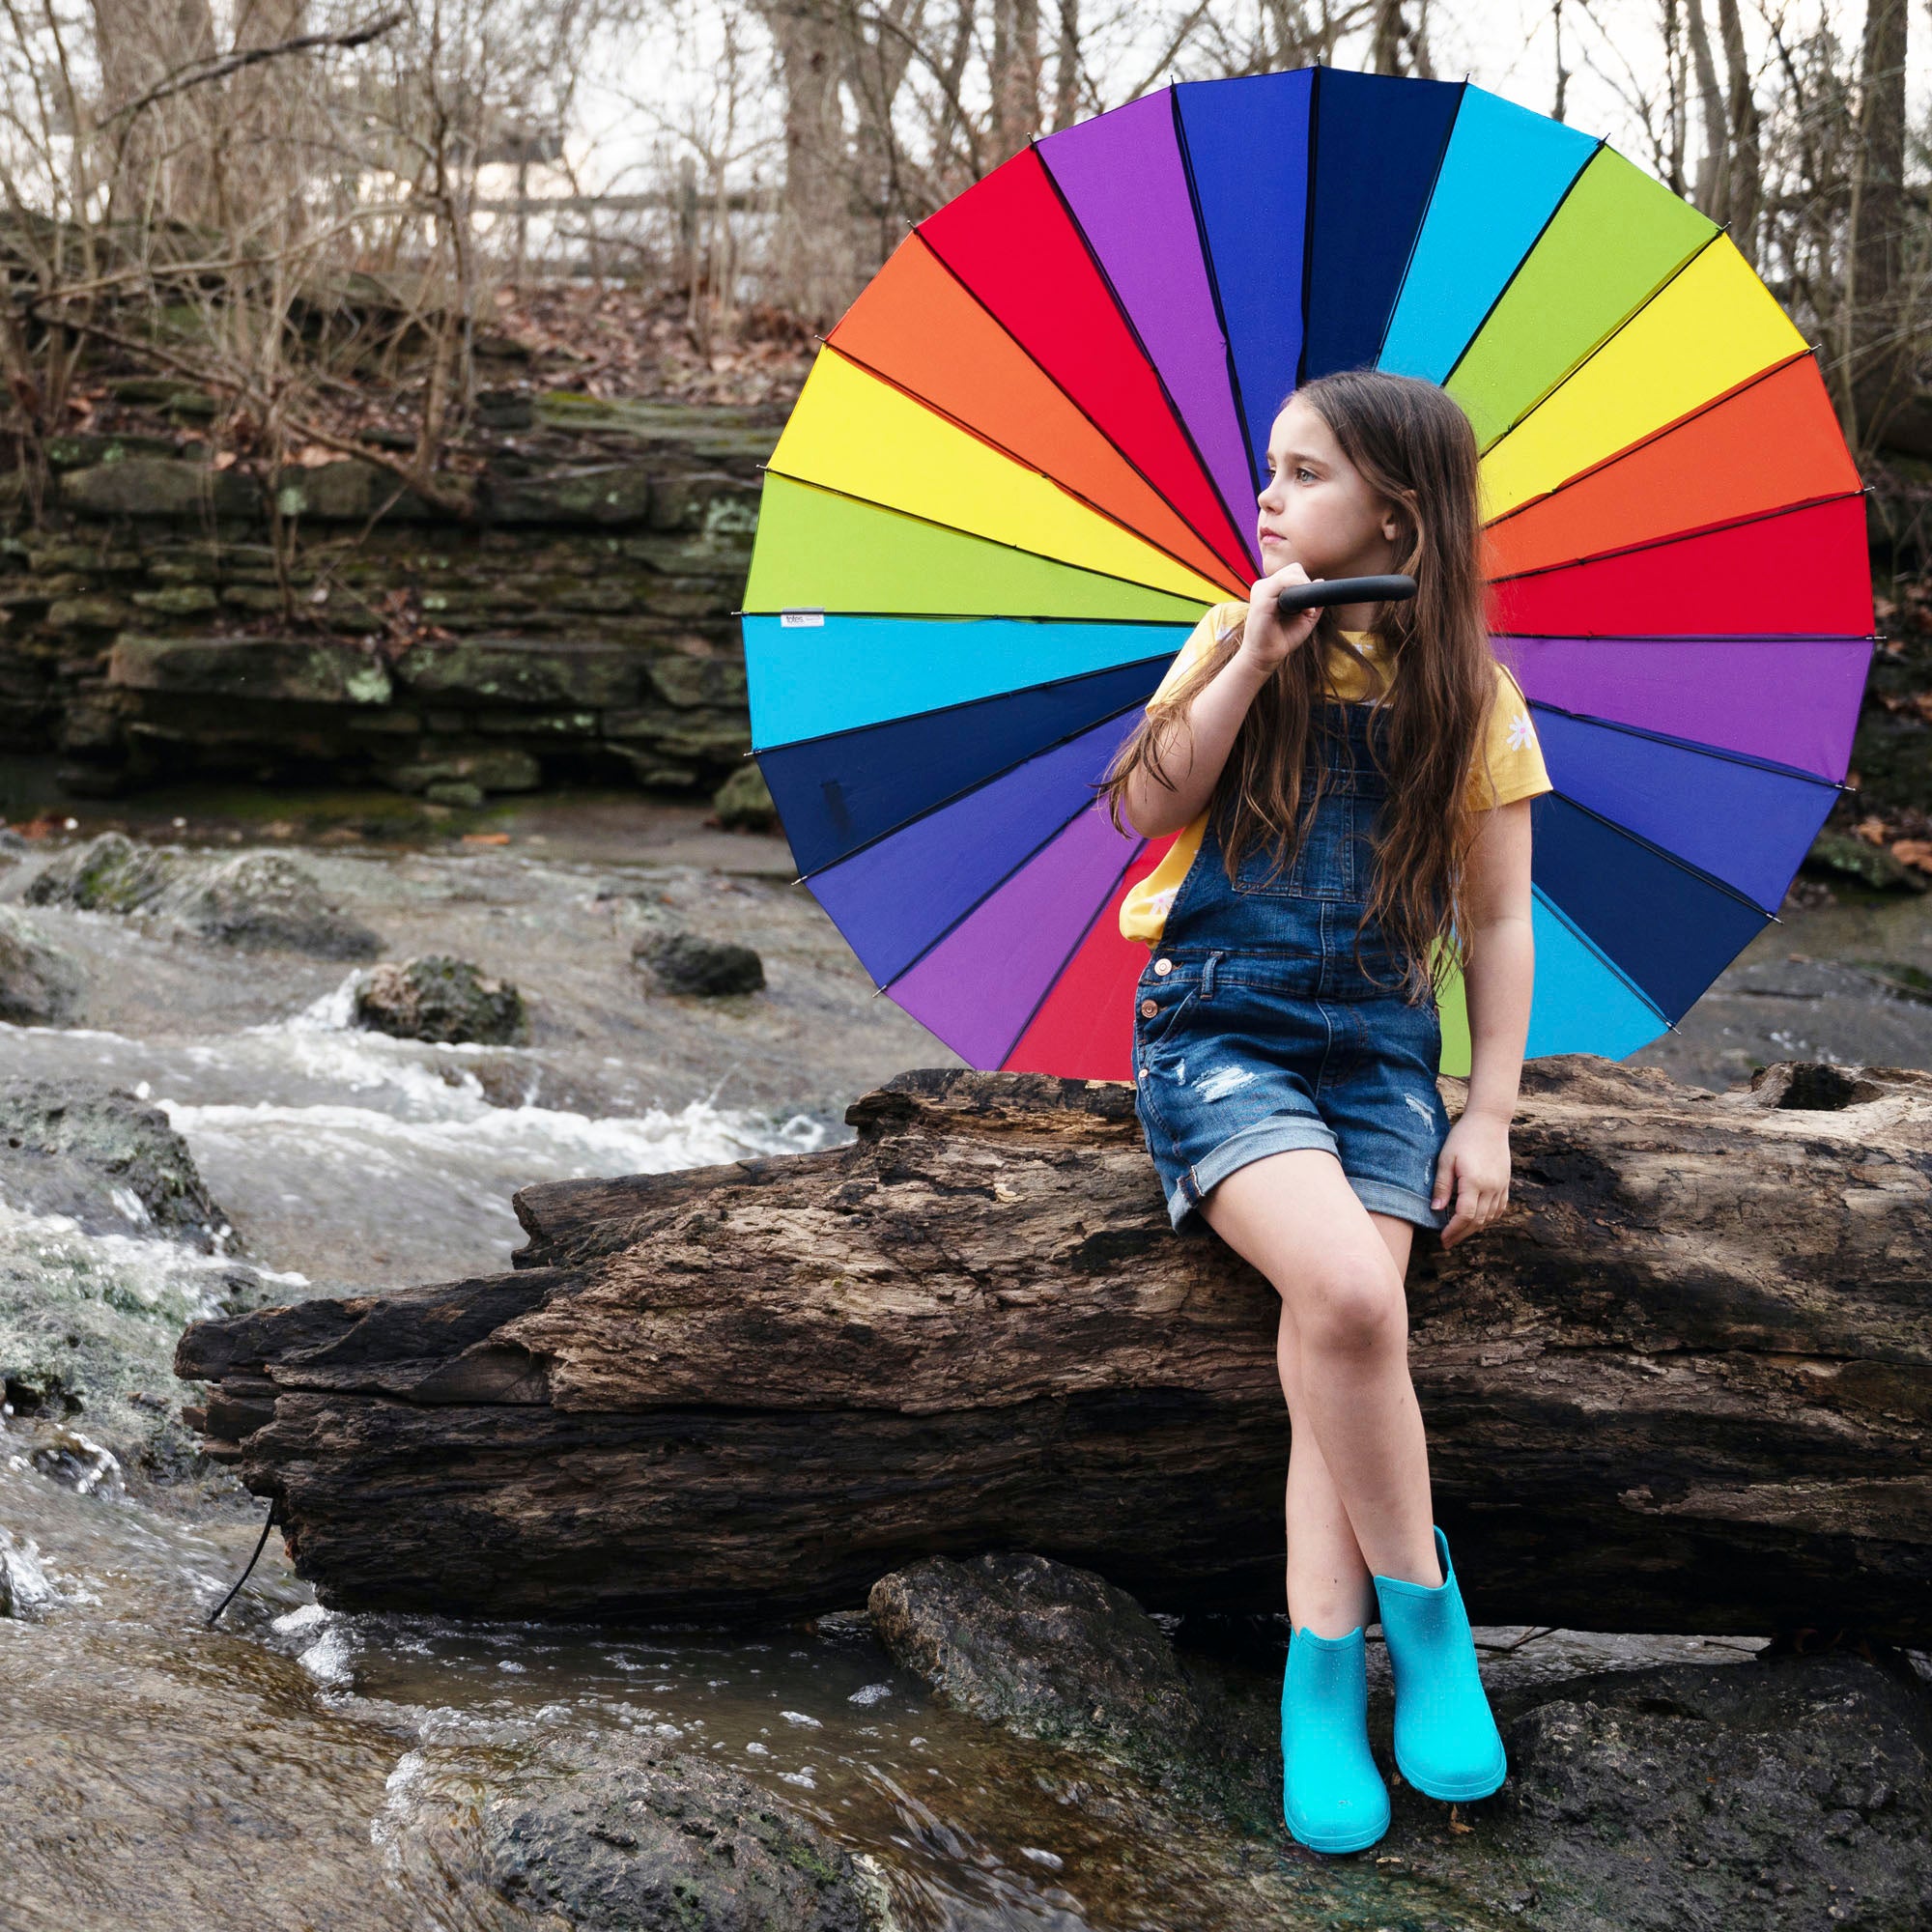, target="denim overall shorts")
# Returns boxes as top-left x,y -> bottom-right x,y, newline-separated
1131,698 -> 1454,1236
